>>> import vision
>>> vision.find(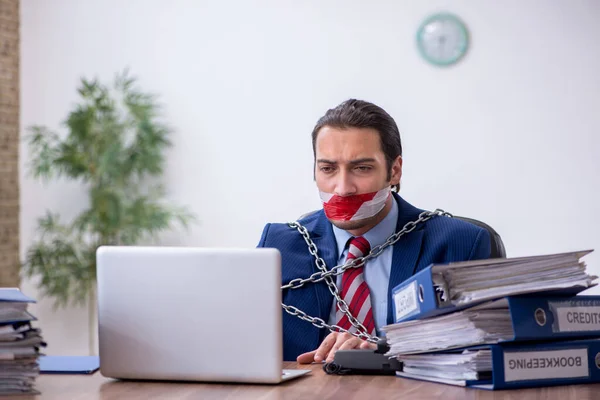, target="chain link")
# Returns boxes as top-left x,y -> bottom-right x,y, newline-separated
281,208 -> 452,343
281,304 -> 376,342
292,221 -> 372,336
